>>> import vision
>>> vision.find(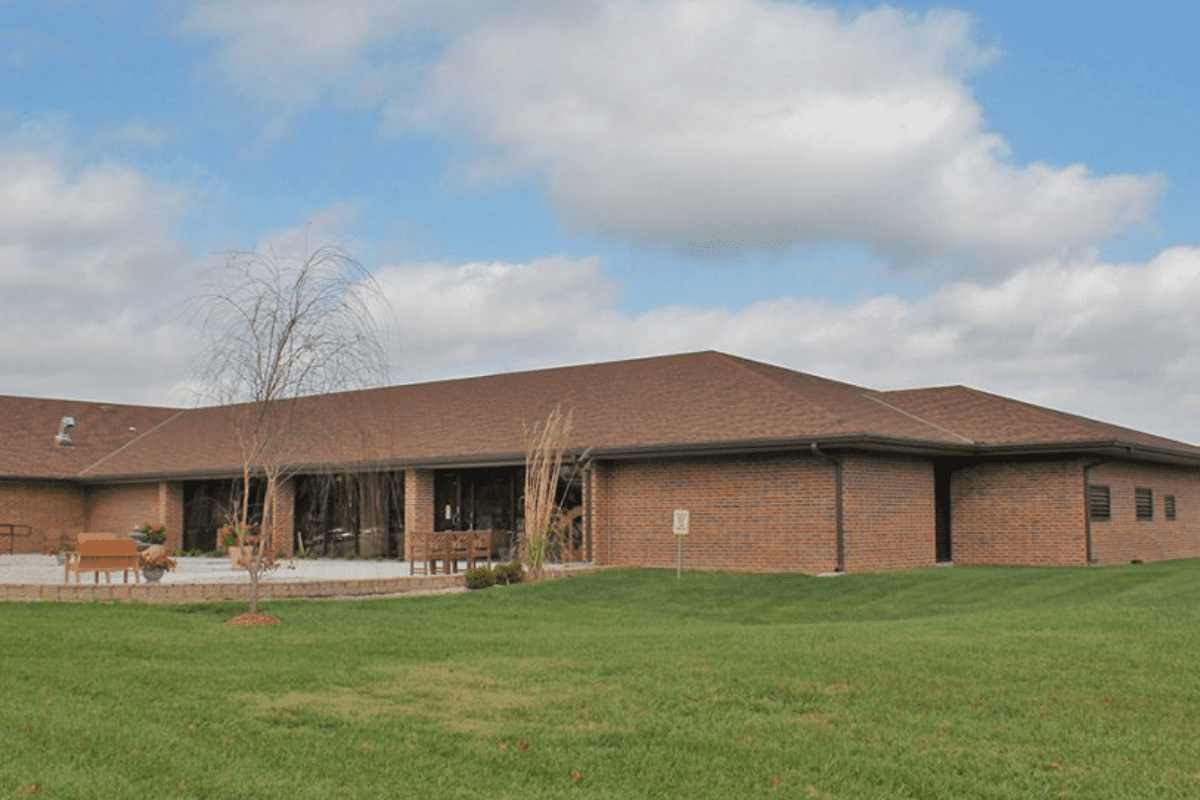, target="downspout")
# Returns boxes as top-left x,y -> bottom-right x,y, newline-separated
1082,459 -> 1109,565
582,460 -> 593,563
811,443 -> 845,573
